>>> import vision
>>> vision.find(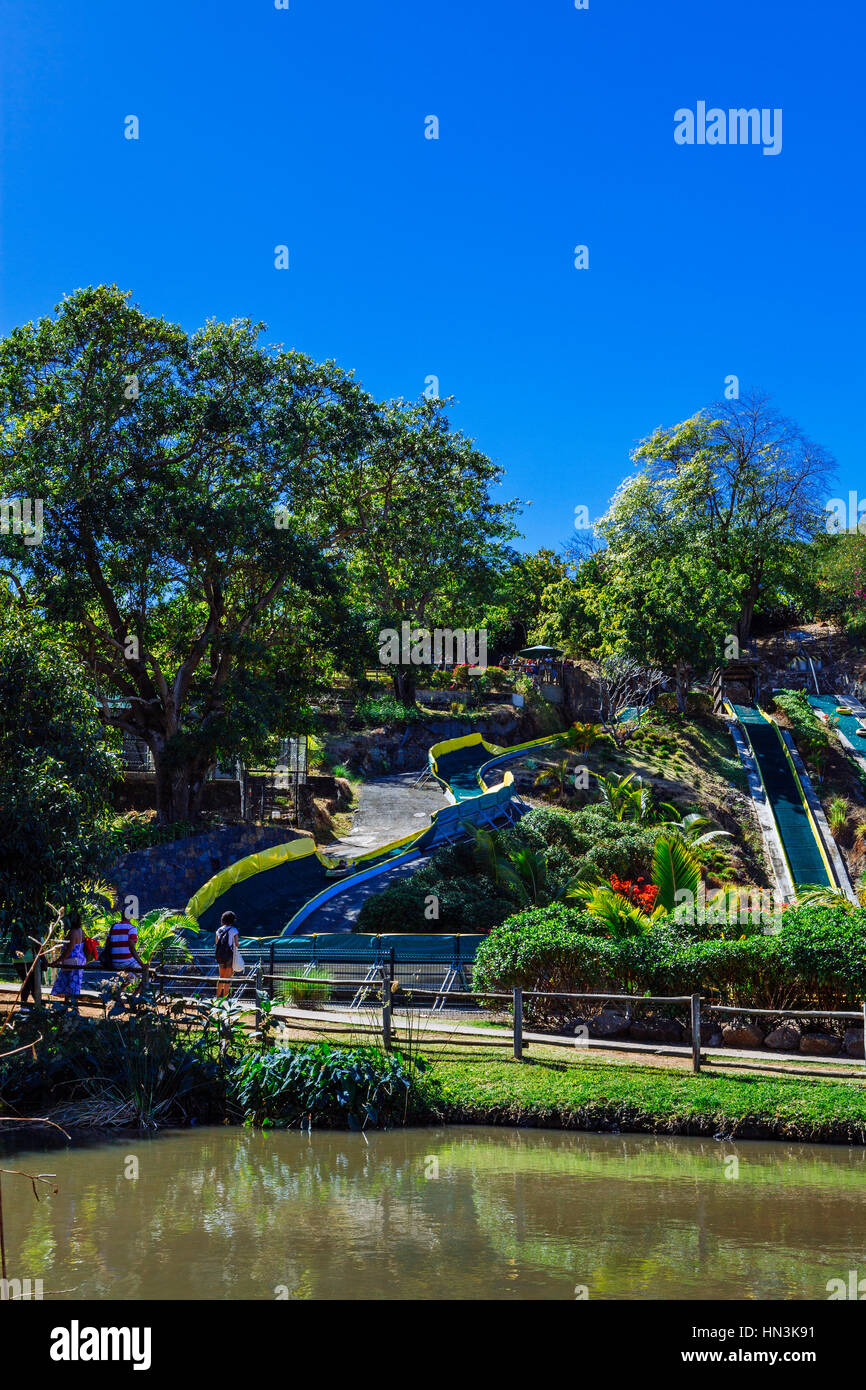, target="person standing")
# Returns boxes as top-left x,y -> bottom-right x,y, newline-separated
51,913 -> 86,1011
215,911 -> 244,998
